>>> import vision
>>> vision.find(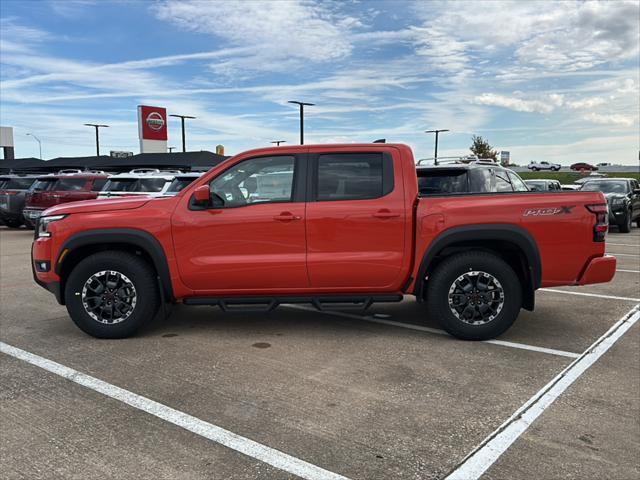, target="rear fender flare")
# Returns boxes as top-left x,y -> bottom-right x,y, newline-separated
414,224 -> 541,309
